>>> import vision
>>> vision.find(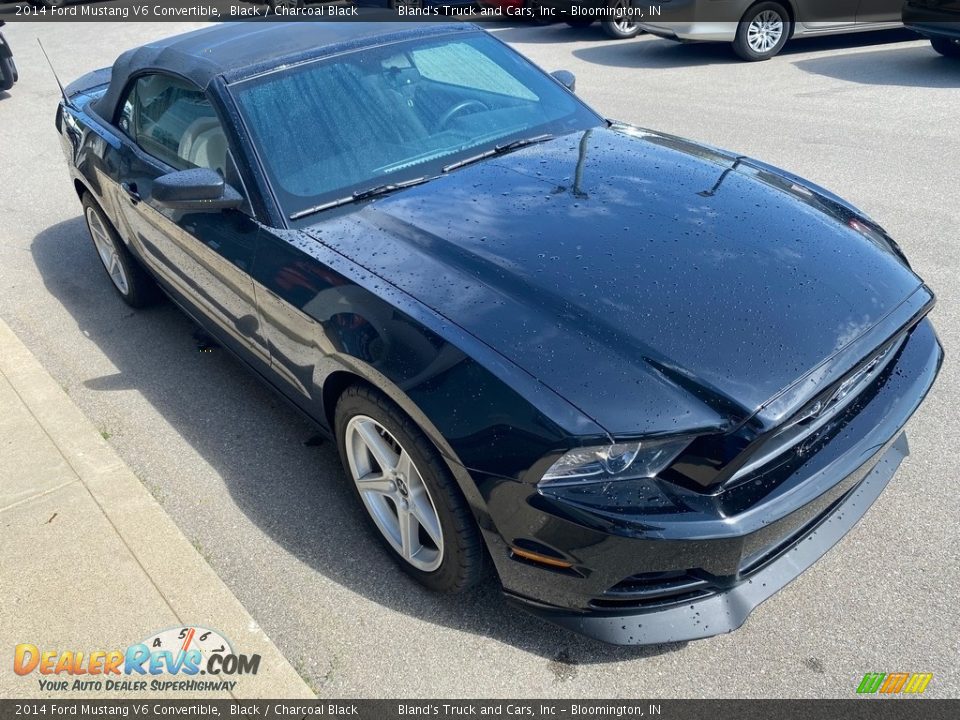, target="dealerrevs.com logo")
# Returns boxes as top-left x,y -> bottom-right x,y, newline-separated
13,626 -> 260,693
